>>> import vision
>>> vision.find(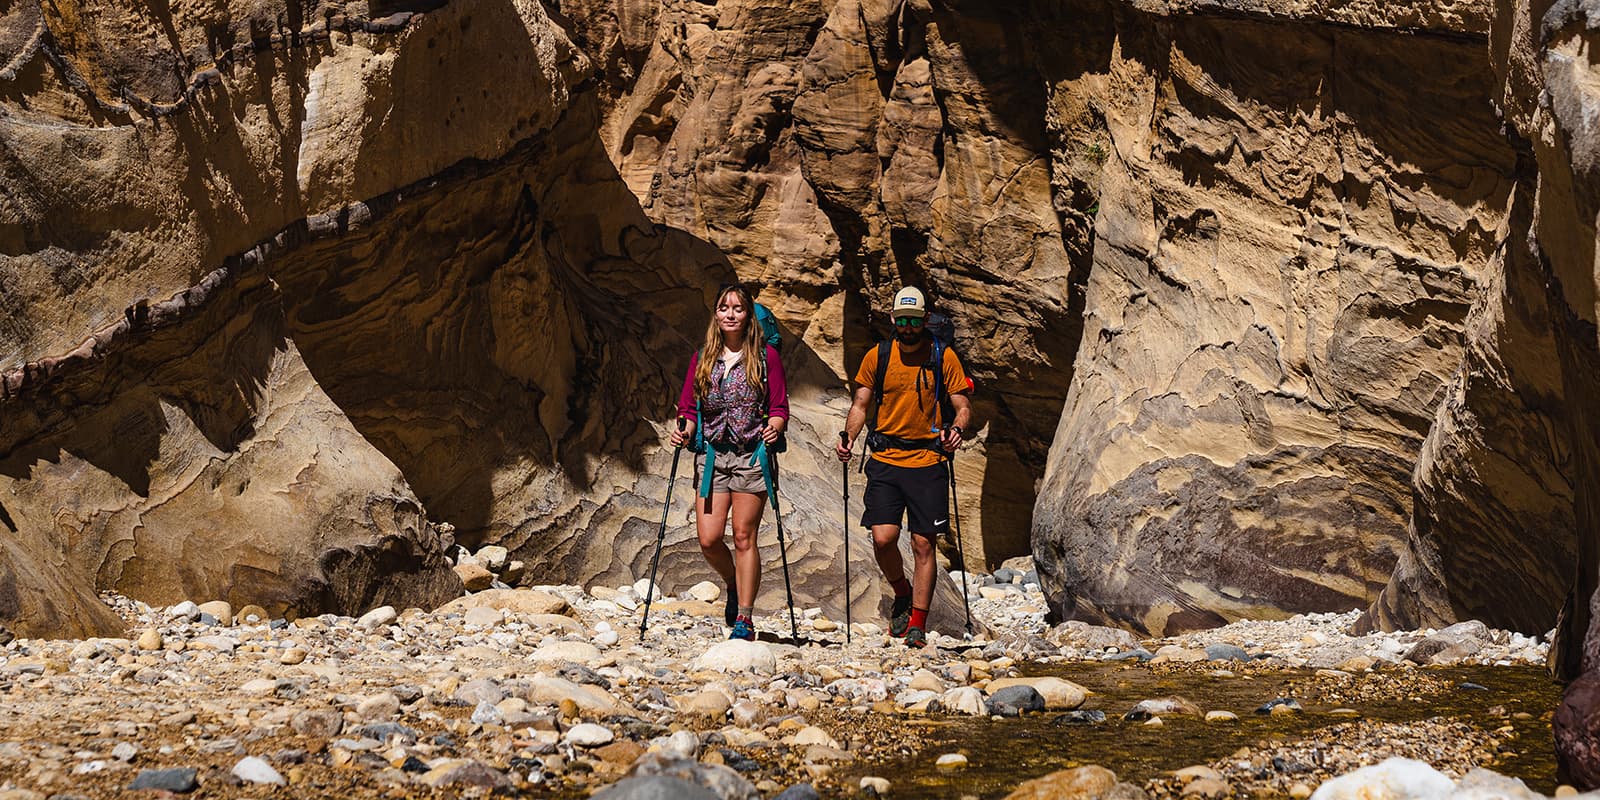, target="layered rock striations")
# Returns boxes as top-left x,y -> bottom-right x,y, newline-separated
1030,3 -> 1516,635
